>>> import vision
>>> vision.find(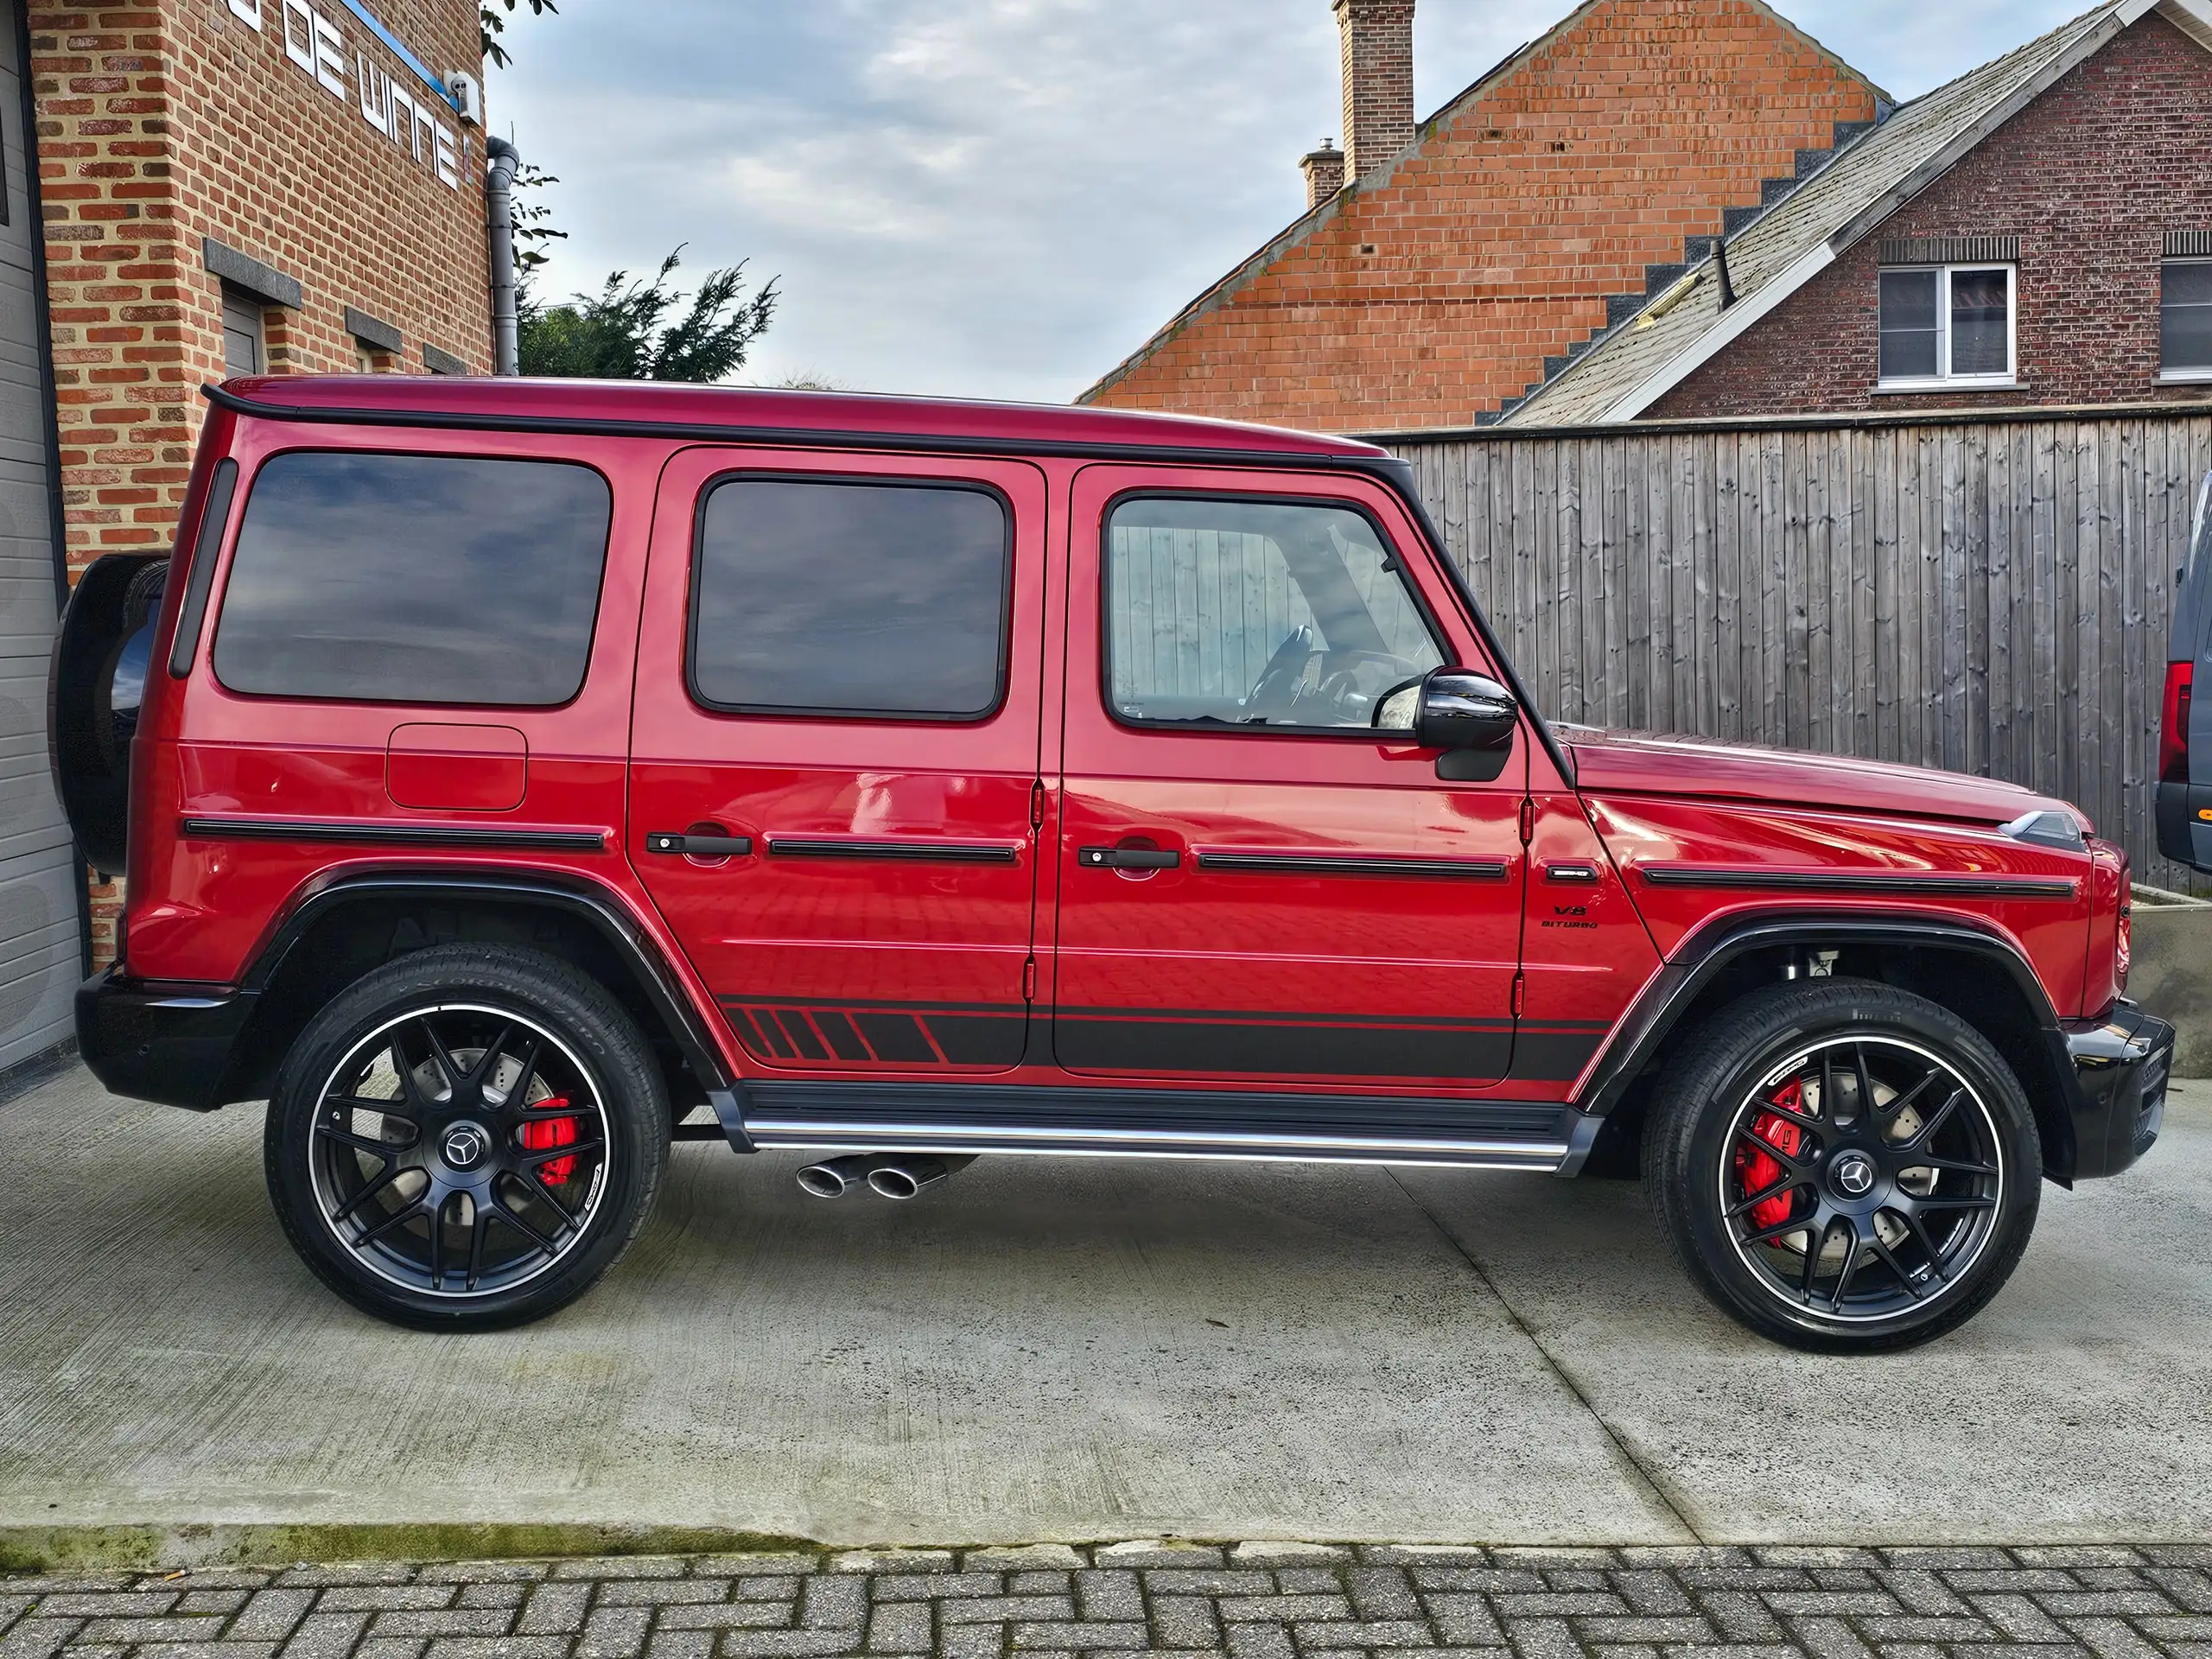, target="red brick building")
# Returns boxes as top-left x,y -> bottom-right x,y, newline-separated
1513,0 -> 2212,423
0,0 -> 499,1070
1082,0 -> 1891,433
